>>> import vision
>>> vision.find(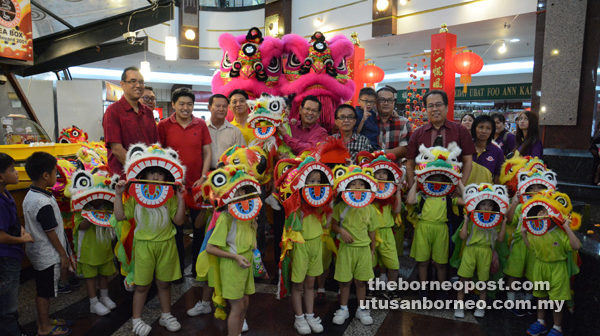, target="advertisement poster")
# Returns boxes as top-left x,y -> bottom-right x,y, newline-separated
0,0 -> 33,64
